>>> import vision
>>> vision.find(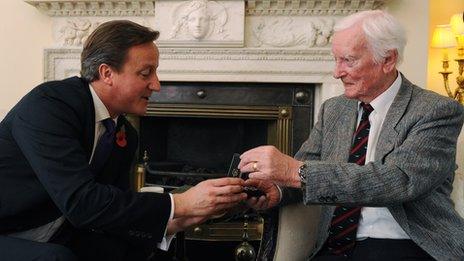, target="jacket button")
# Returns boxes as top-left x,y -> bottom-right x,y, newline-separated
318,196 -> 325,202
